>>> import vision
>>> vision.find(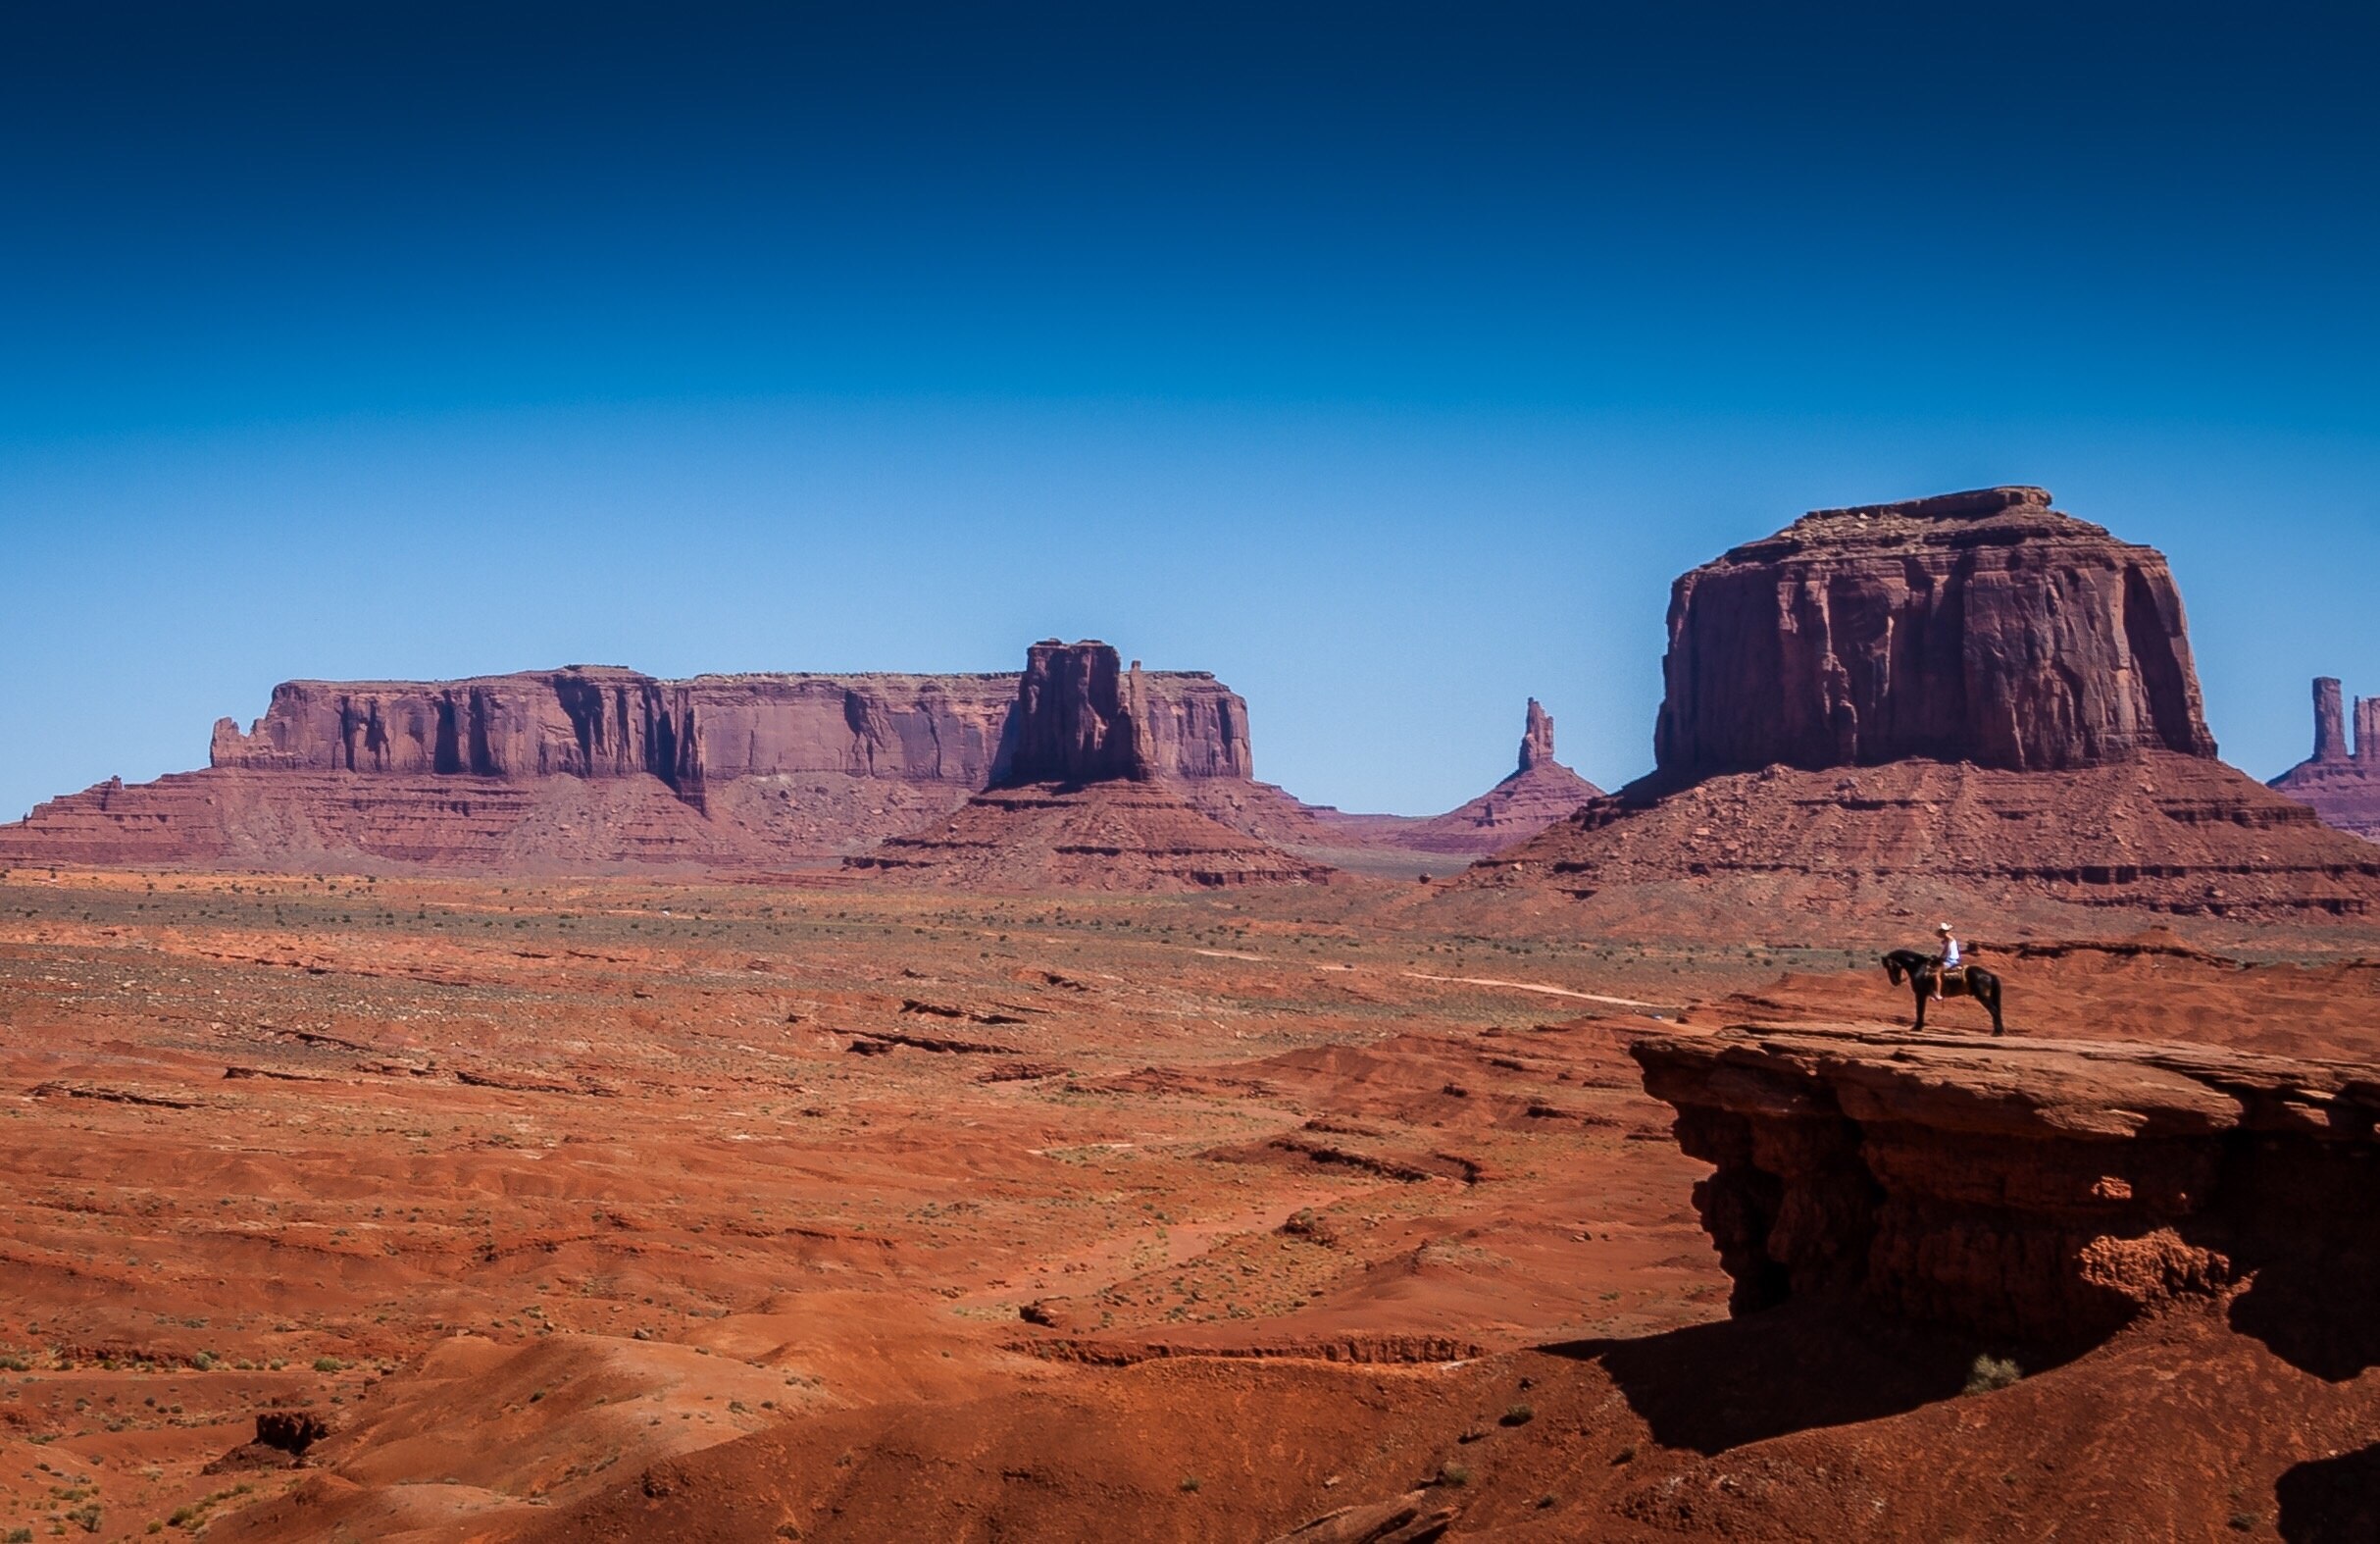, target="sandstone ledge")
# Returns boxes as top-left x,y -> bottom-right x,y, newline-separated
1631,1025 -> 2380,1346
